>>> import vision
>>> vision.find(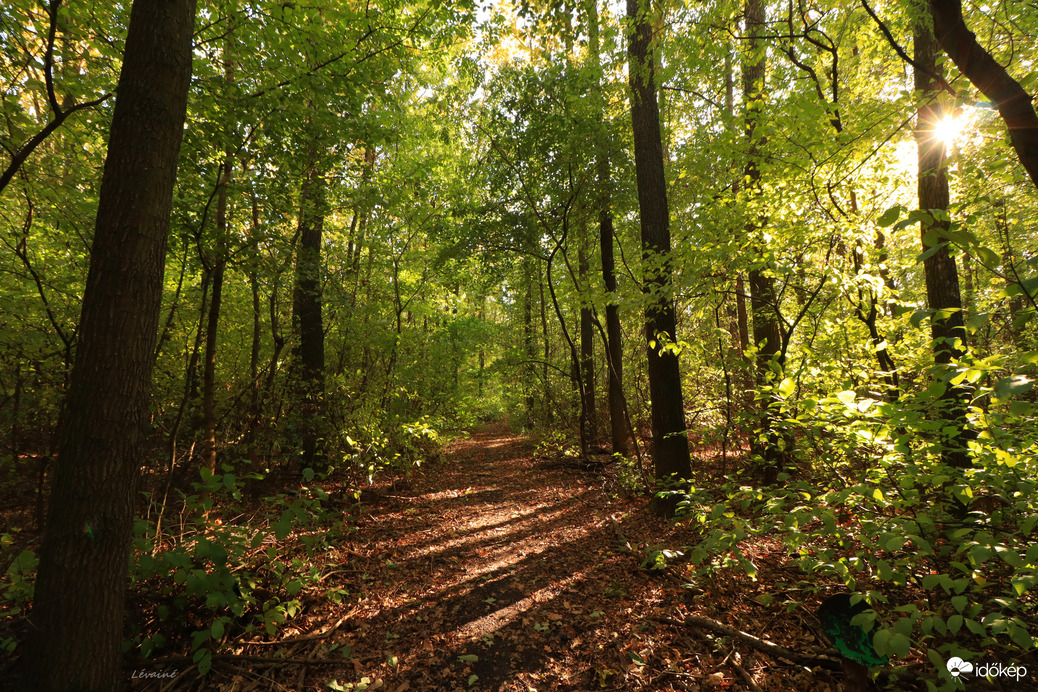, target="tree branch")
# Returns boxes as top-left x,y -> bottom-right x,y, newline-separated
860,0 -> 956,97
929,0 -> 1038,189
